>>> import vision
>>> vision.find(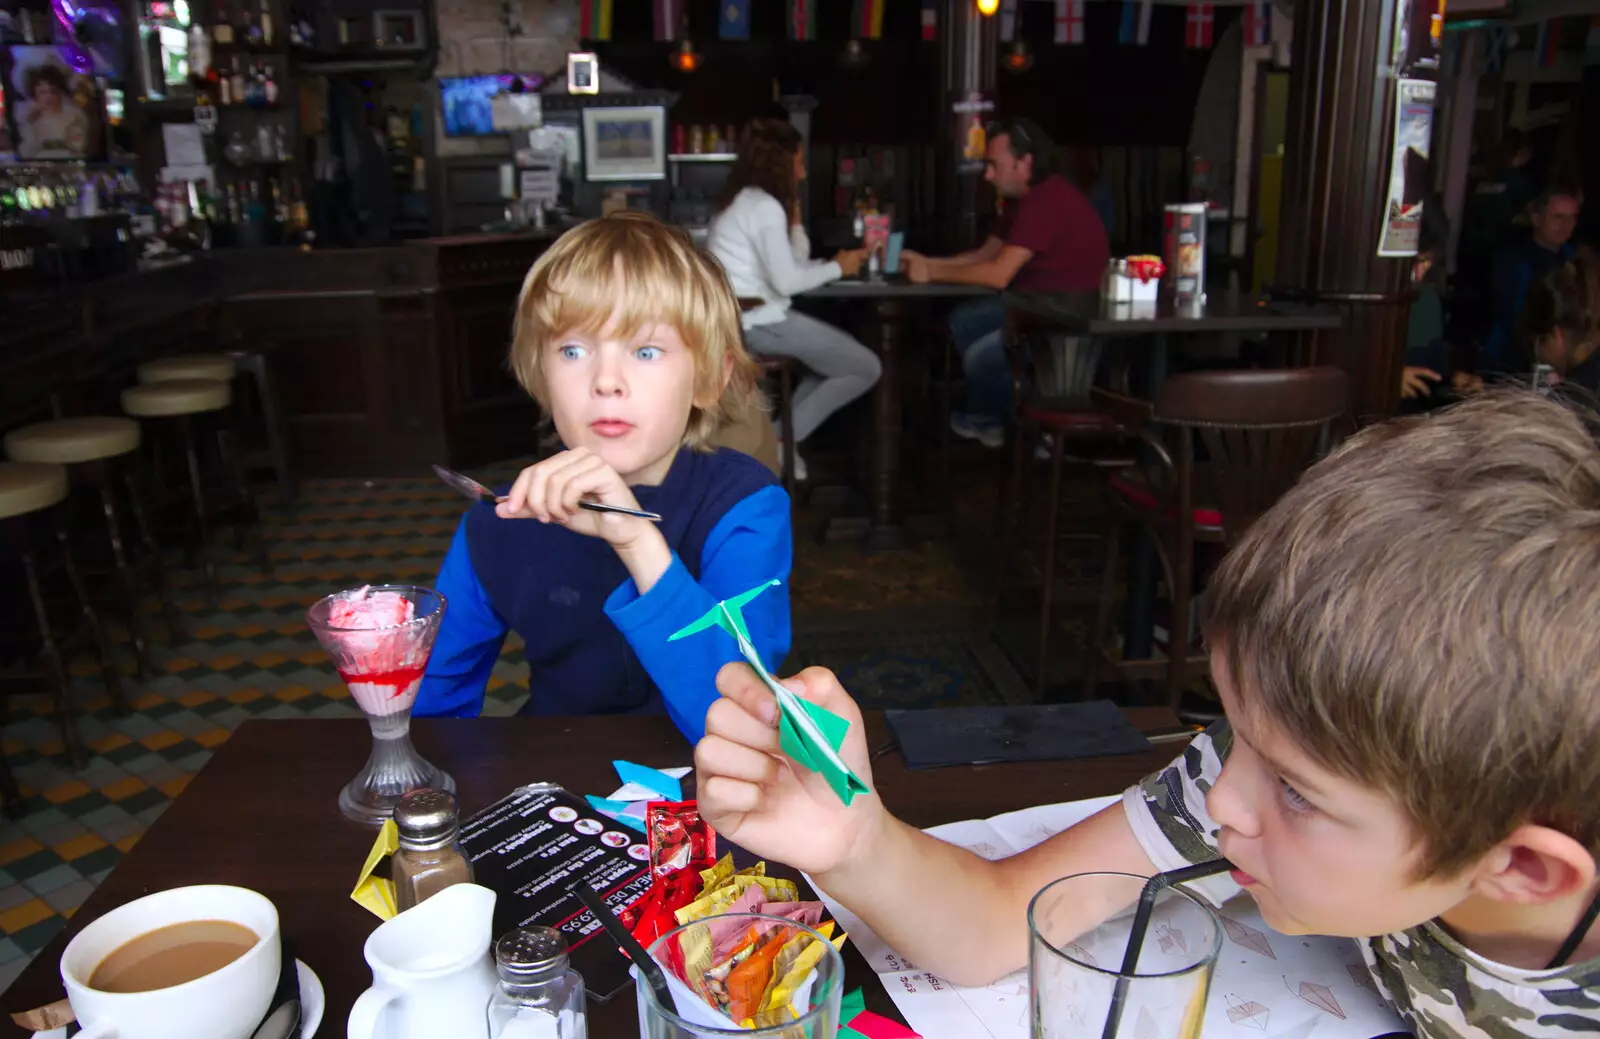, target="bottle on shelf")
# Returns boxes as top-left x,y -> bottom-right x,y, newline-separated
244,6 -> 262,48
262,61 -> 279,106
259,0 -> 274,47
213,0 -> 235,45
230,56 -> 246,106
